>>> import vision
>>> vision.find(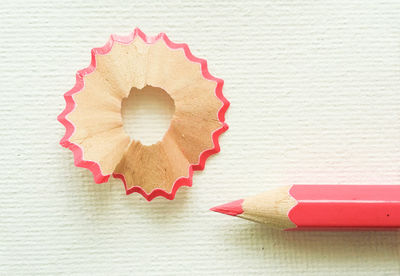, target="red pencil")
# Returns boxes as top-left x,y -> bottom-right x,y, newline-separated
211,185 -> 400,230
